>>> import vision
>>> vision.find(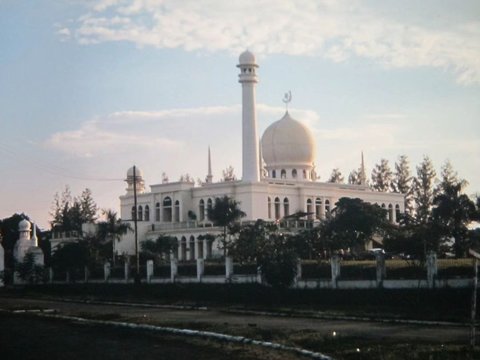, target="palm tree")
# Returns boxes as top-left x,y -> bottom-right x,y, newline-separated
207,196 -> 246,256
96,209 -> 132,264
